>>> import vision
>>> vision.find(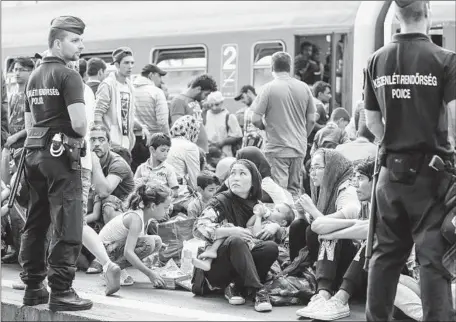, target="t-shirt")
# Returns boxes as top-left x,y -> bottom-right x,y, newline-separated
117,81 -> 131,137
170,94 -> 208,152
364,33 -> 456,157
102,151 -> 135,201
86,80 -> 100,96
25,56 -> 85,138
134,160 -> 179,189
252,73 -> 316,157
335,138 -> 377,163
